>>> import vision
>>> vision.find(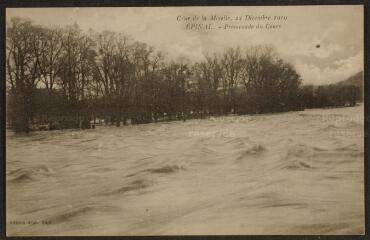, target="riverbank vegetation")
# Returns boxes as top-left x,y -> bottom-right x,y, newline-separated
6,17 -> 362,132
